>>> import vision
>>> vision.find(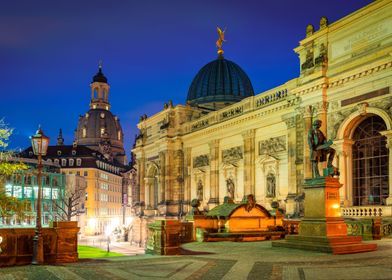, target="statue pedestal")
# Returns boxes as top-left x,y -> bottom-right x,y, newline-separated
273,177 -> 377,254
